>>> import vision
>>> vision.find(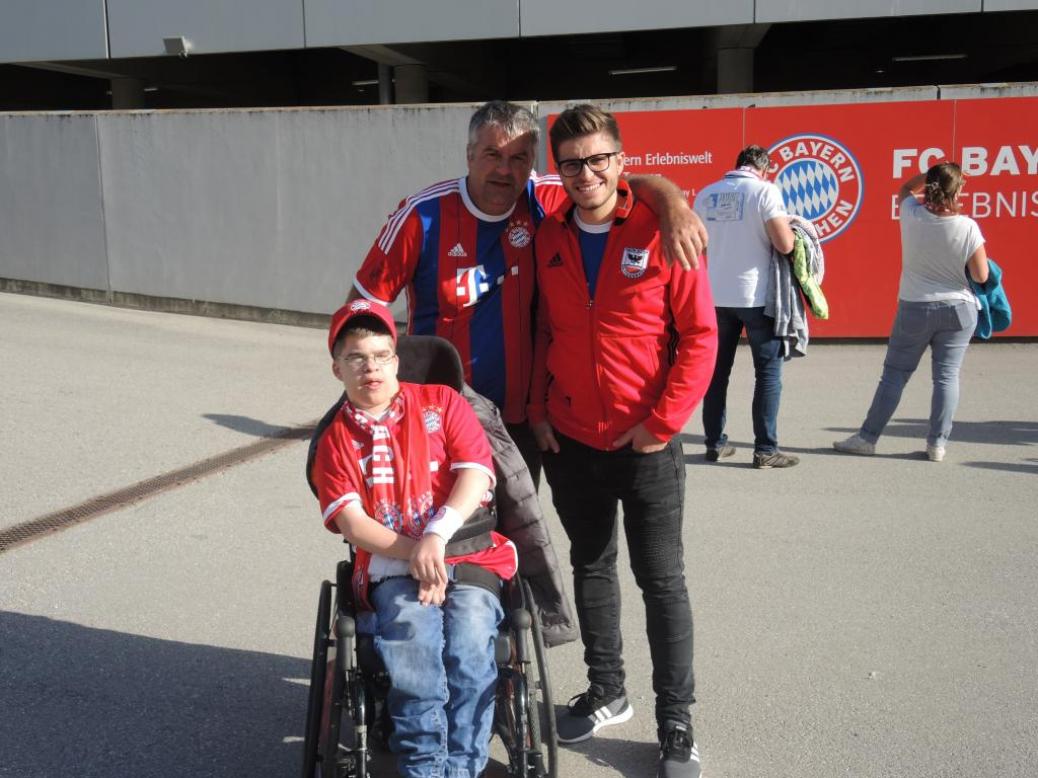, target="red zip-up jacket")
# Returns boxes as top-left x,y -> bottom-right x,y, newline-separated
528,181 -> 718,451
